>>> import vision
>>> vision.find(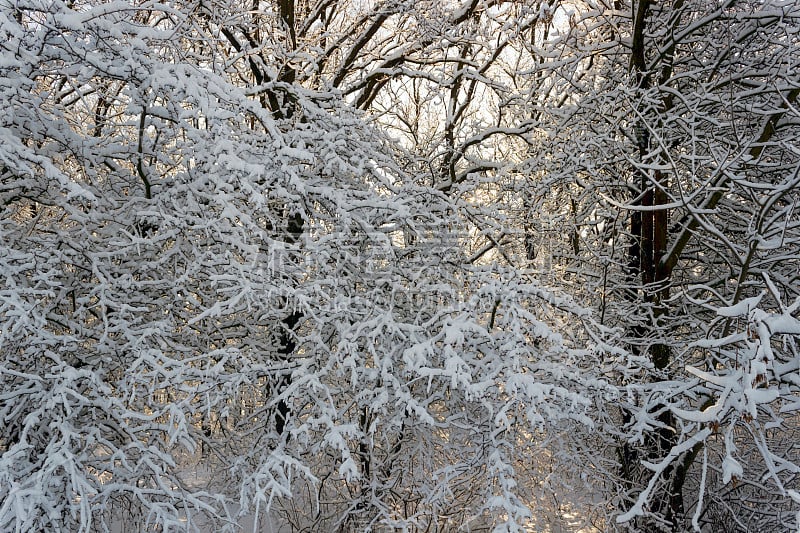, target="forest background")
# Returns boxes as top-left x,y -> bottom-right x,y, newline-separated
2,0 -> 800,531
